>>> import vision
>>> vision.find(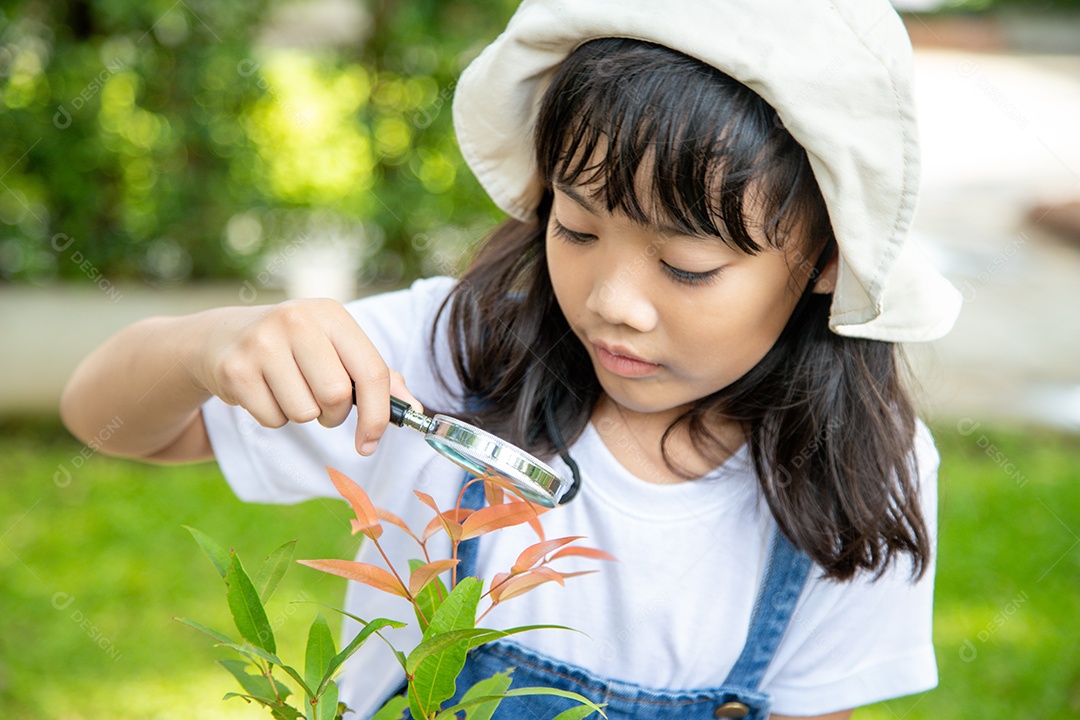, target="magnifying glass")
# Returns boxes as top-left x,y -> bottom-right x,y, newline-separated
385,396 -> 571,507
